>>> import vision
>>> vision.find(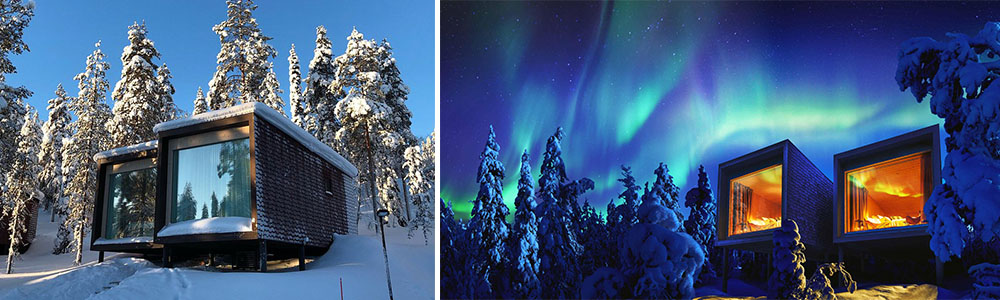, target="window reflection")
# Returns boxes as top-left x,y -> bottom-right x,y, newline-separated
845,152 -> 929,233
106,167 -> 156,239
172,138 -> 251,223
729,164 -> 782,236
